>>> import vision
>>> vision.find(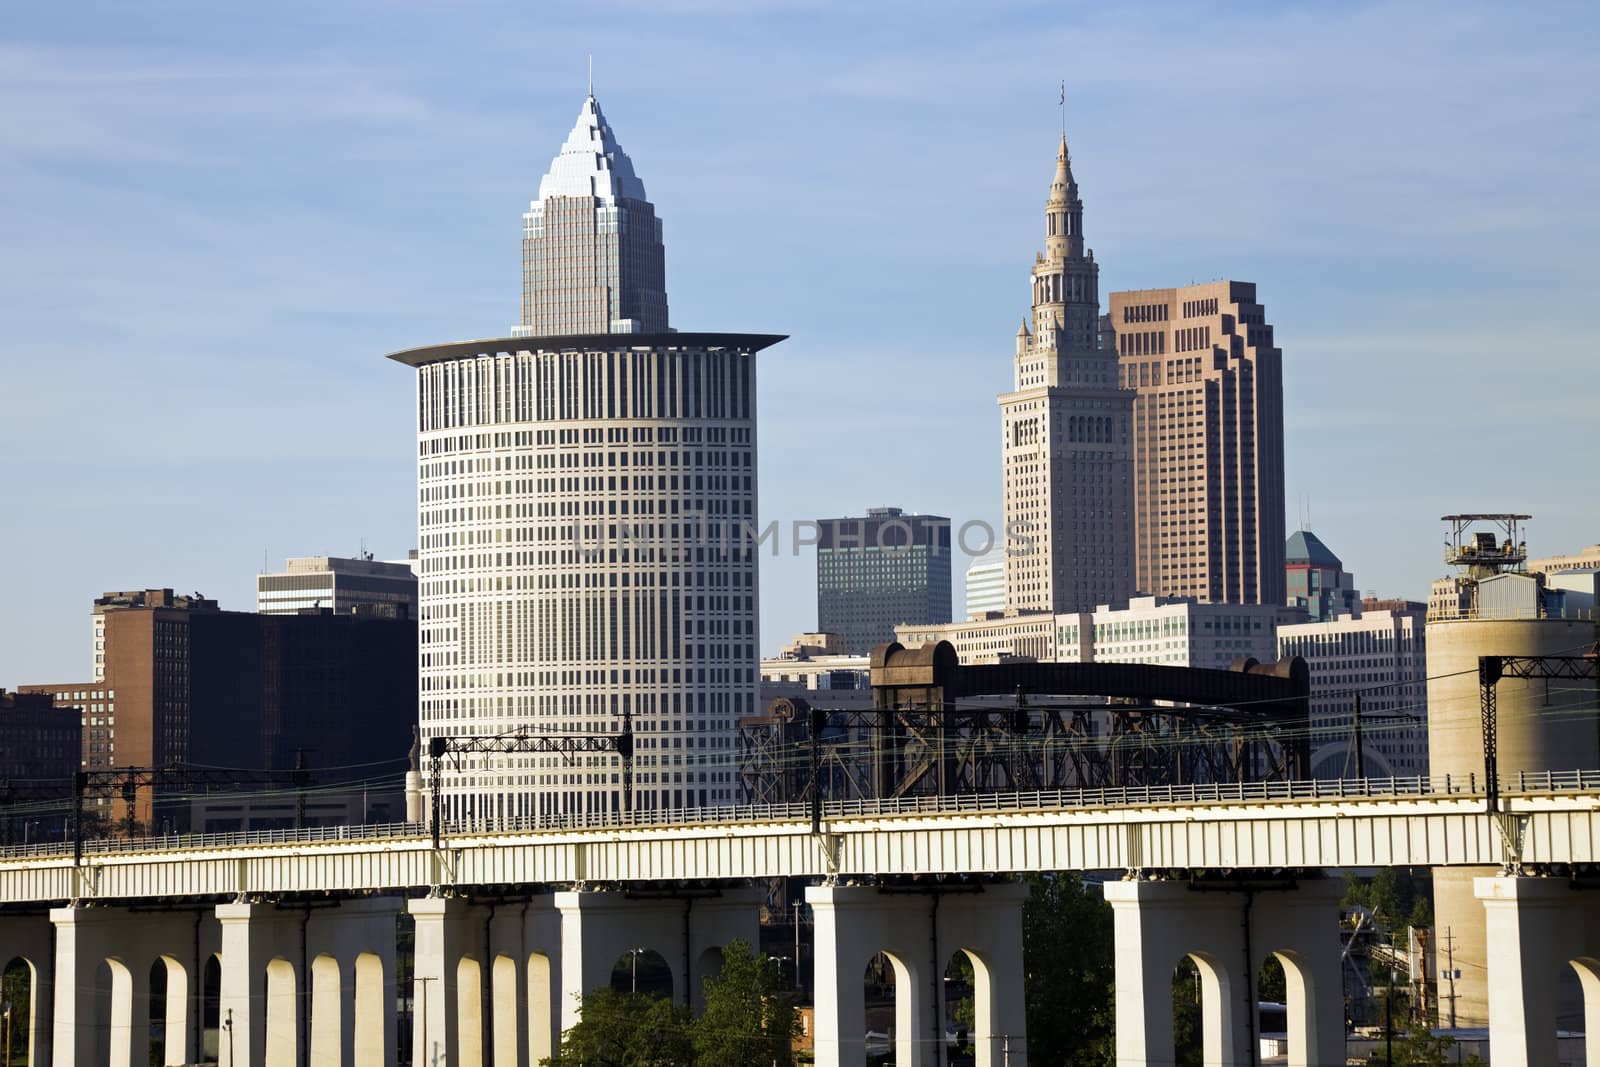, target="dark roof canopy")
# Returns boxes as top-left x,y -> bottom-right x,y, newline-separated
1285,529 -> 1342,569
386,332 -> 787,368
